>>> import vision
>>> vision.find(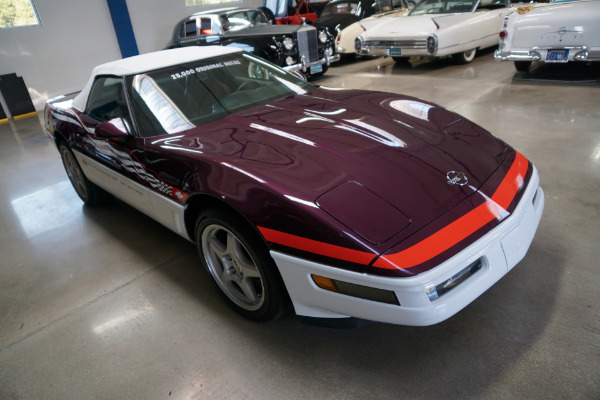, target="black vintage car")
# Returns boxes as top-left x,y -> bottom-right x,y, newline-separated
313,0 -> 409,37
167,7 -> 339,76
